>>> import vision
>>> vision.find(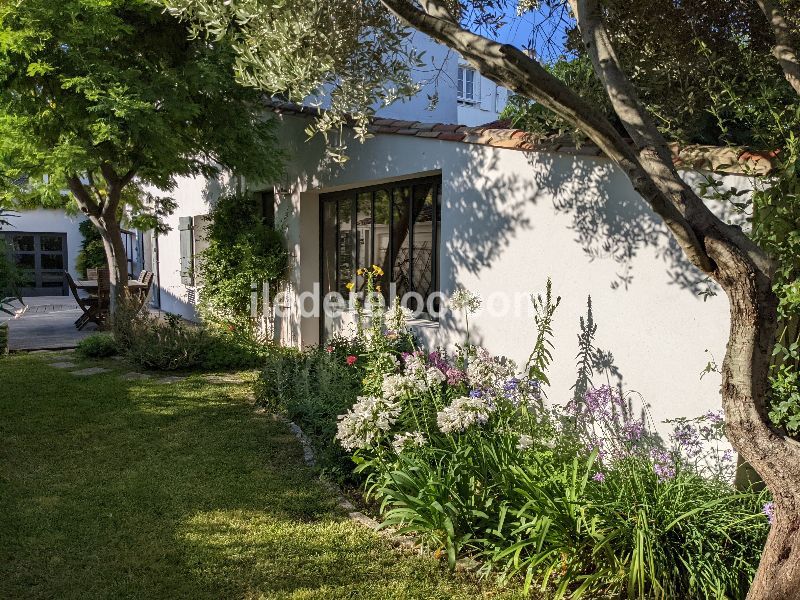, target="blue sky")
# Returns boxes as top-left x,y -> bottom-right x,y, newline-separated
488,3 -> 571,62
